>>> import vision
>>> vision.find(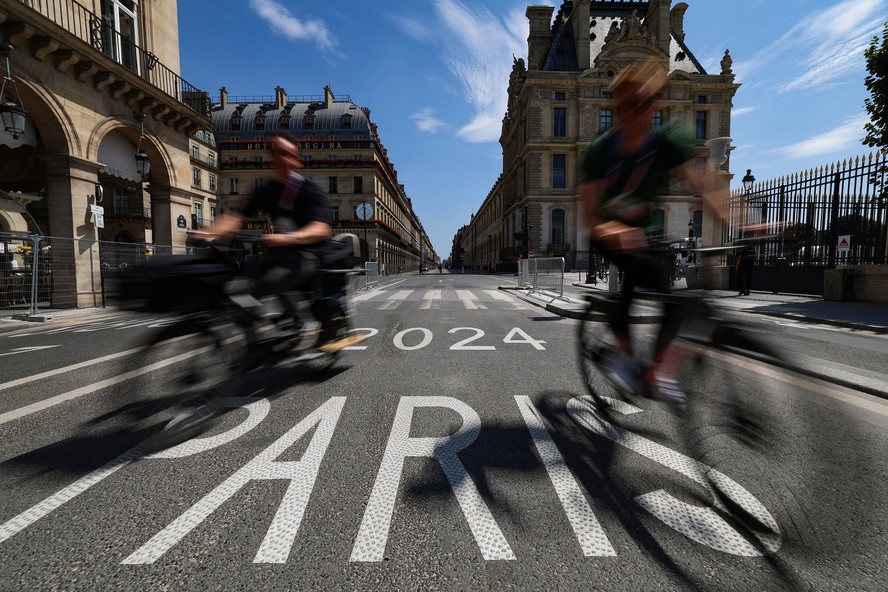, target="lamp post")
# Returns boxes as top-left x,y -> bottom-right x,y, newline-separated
741,168 -> 755,237
134,112 -> 151,179
0,42 -> 28,140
